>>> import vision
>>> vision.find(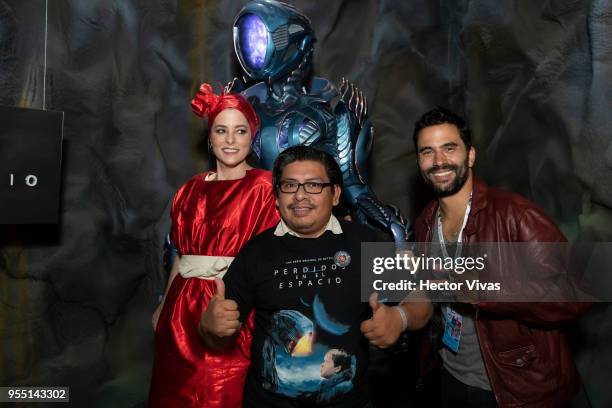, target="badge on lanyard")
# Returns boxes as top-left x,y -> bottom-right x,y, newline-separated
442,306 -> 463,353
